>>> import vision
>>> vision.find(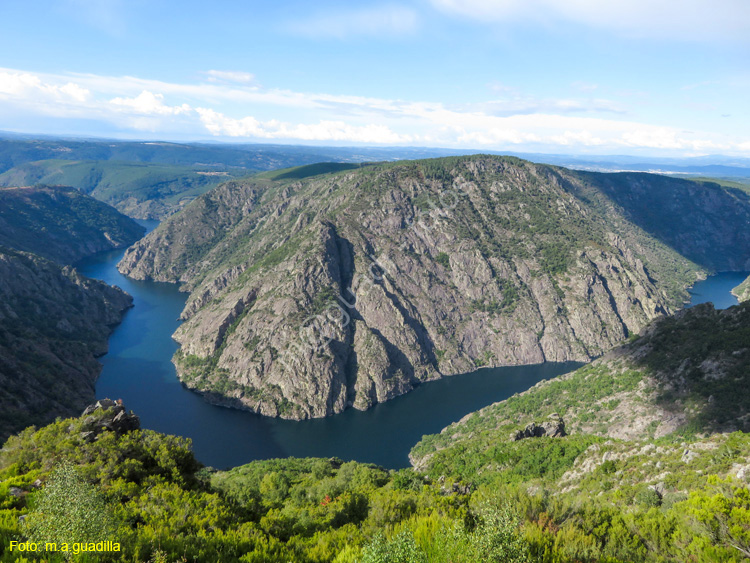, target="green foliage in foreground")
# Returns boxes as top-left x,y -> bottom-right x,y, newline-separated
25,462 -> 116,555
3,412 -> 750,562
